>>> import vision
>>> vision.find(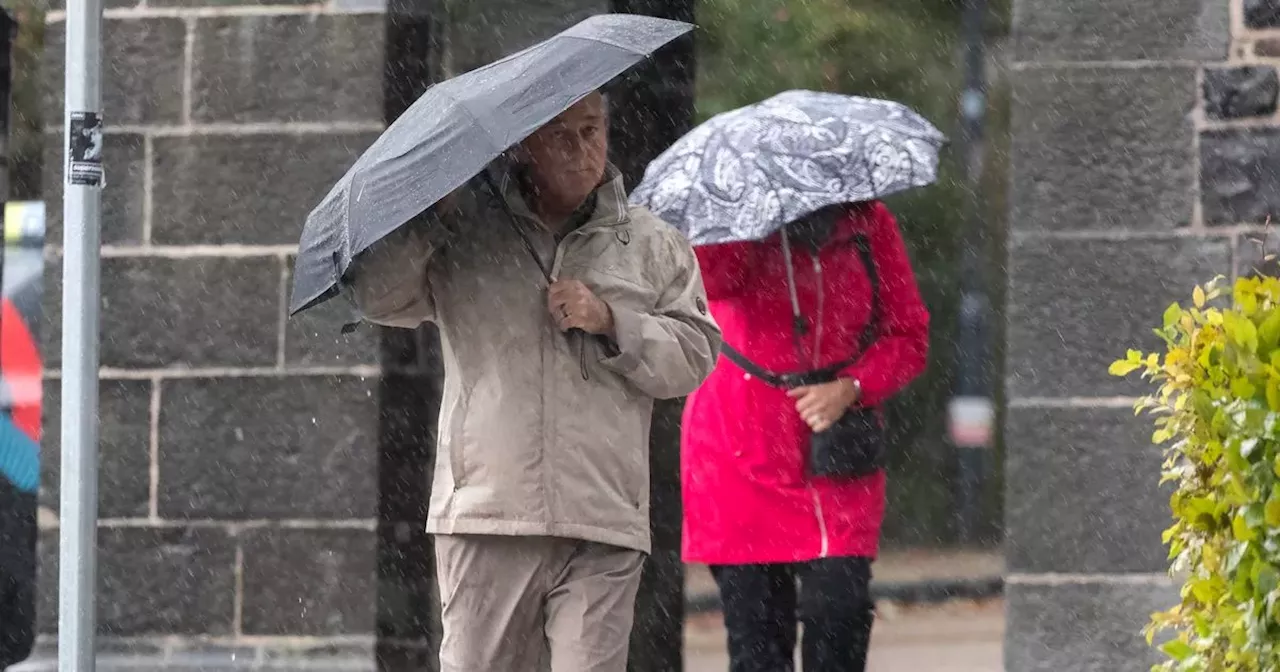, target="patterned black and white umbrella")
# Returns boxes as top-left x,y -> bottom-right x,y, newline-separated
630,90 -> 945,246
